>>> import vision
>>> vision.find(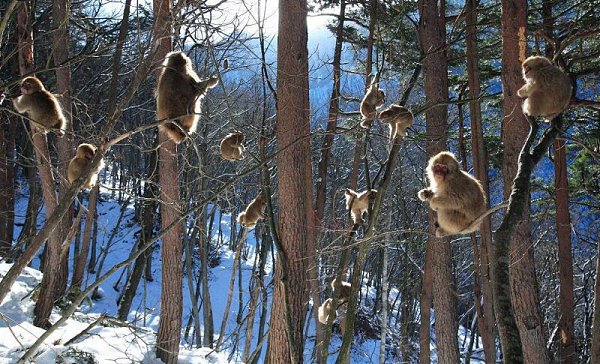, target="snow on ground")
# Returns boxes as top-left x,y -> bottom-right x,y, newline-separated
1,181 -> 489,363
